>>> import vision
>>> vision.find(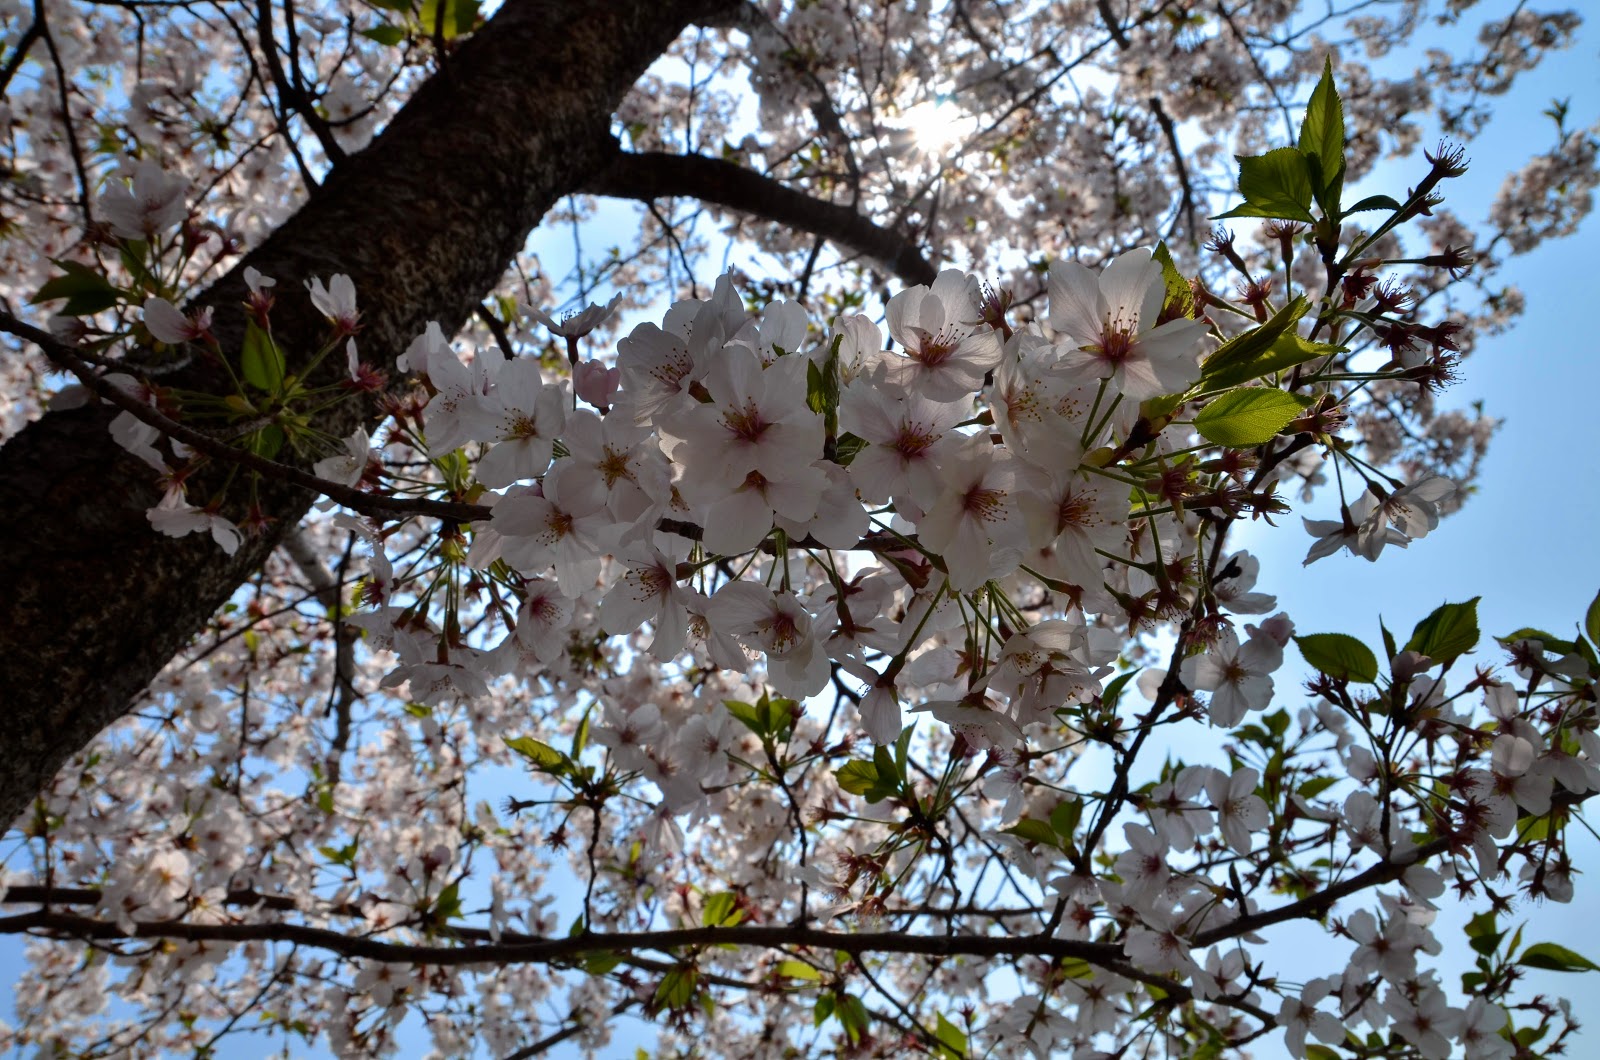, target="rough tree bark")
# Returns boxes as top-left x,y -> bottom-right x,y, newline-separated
0,0 -> 740,829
